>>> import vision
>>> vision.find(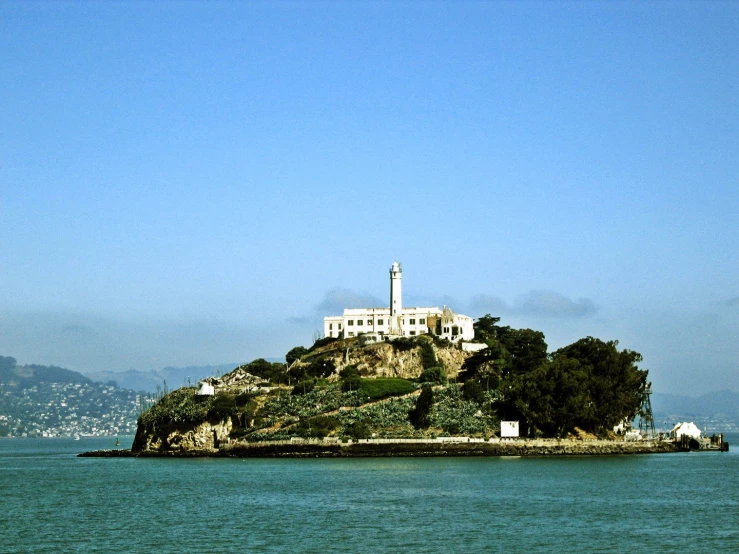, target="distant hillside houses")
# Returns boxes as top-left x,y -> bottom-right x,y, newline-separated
323,262 -> 474,342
